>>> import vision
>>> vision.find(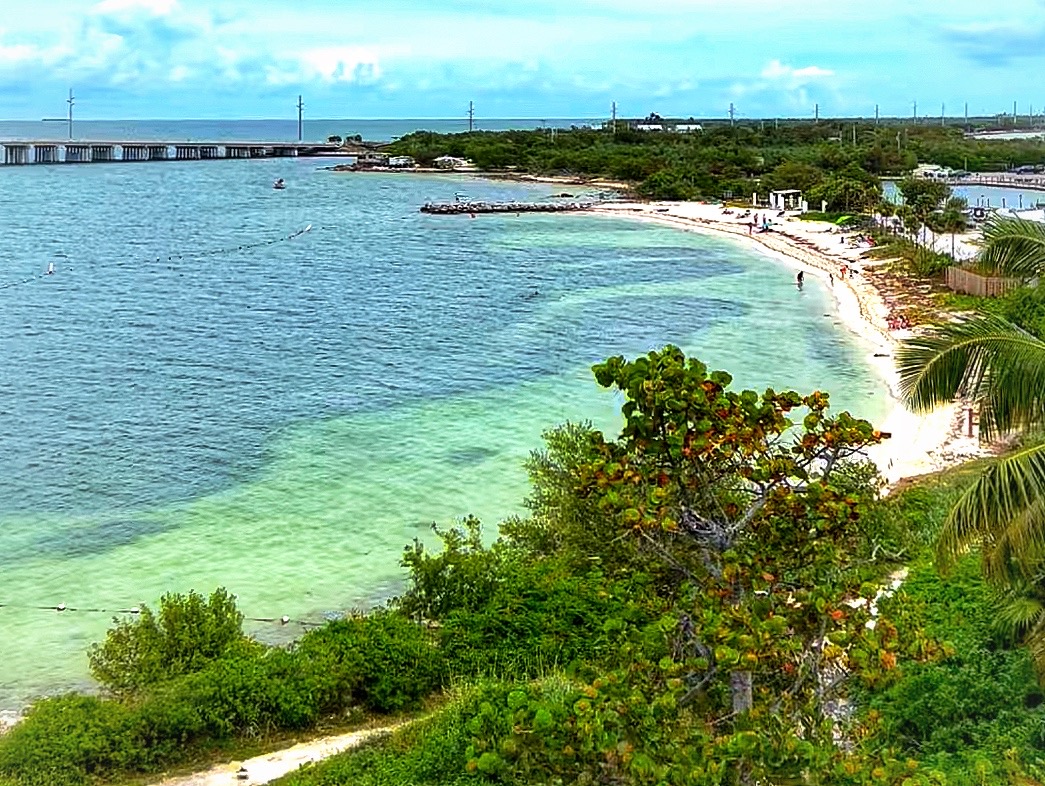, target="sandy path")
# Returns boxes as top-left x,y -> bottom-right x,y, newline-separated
149,724 -> 403,786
